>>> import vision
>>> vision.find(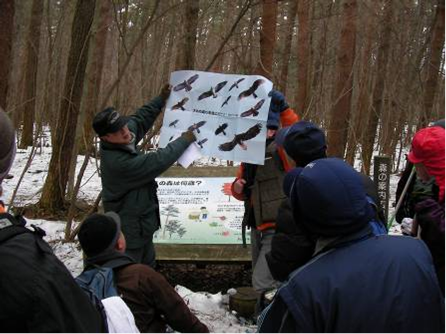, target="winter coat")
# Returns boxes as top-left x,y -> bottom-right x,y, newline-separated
100,96 -> 193,249
0,213 -> 104,333
415,197 -> 445,294
265,166 -> 385,282
259,229 -> 445,333
86,251 -> 209,333
231,108 -> 299,232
